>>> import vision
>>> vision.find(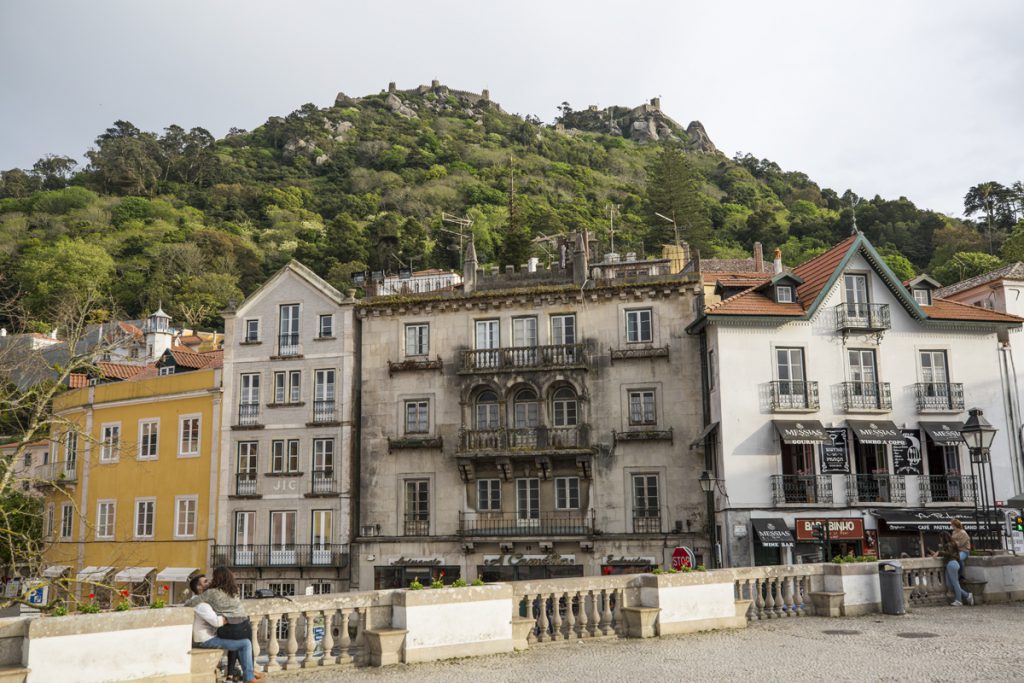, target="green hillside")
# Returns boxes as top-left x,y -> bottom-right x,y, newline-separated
1,82 -> 1021,331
